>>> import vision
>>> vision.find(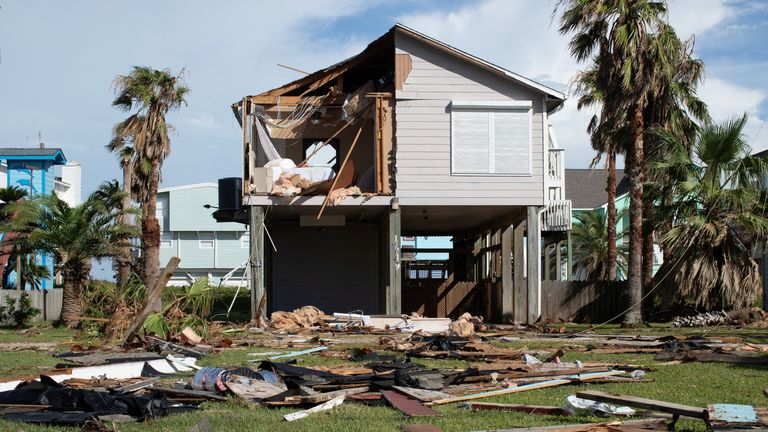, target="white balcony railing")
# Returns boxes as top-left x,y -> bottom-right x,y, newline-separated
548,148 -> 565,184
541,199 -> 572,231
